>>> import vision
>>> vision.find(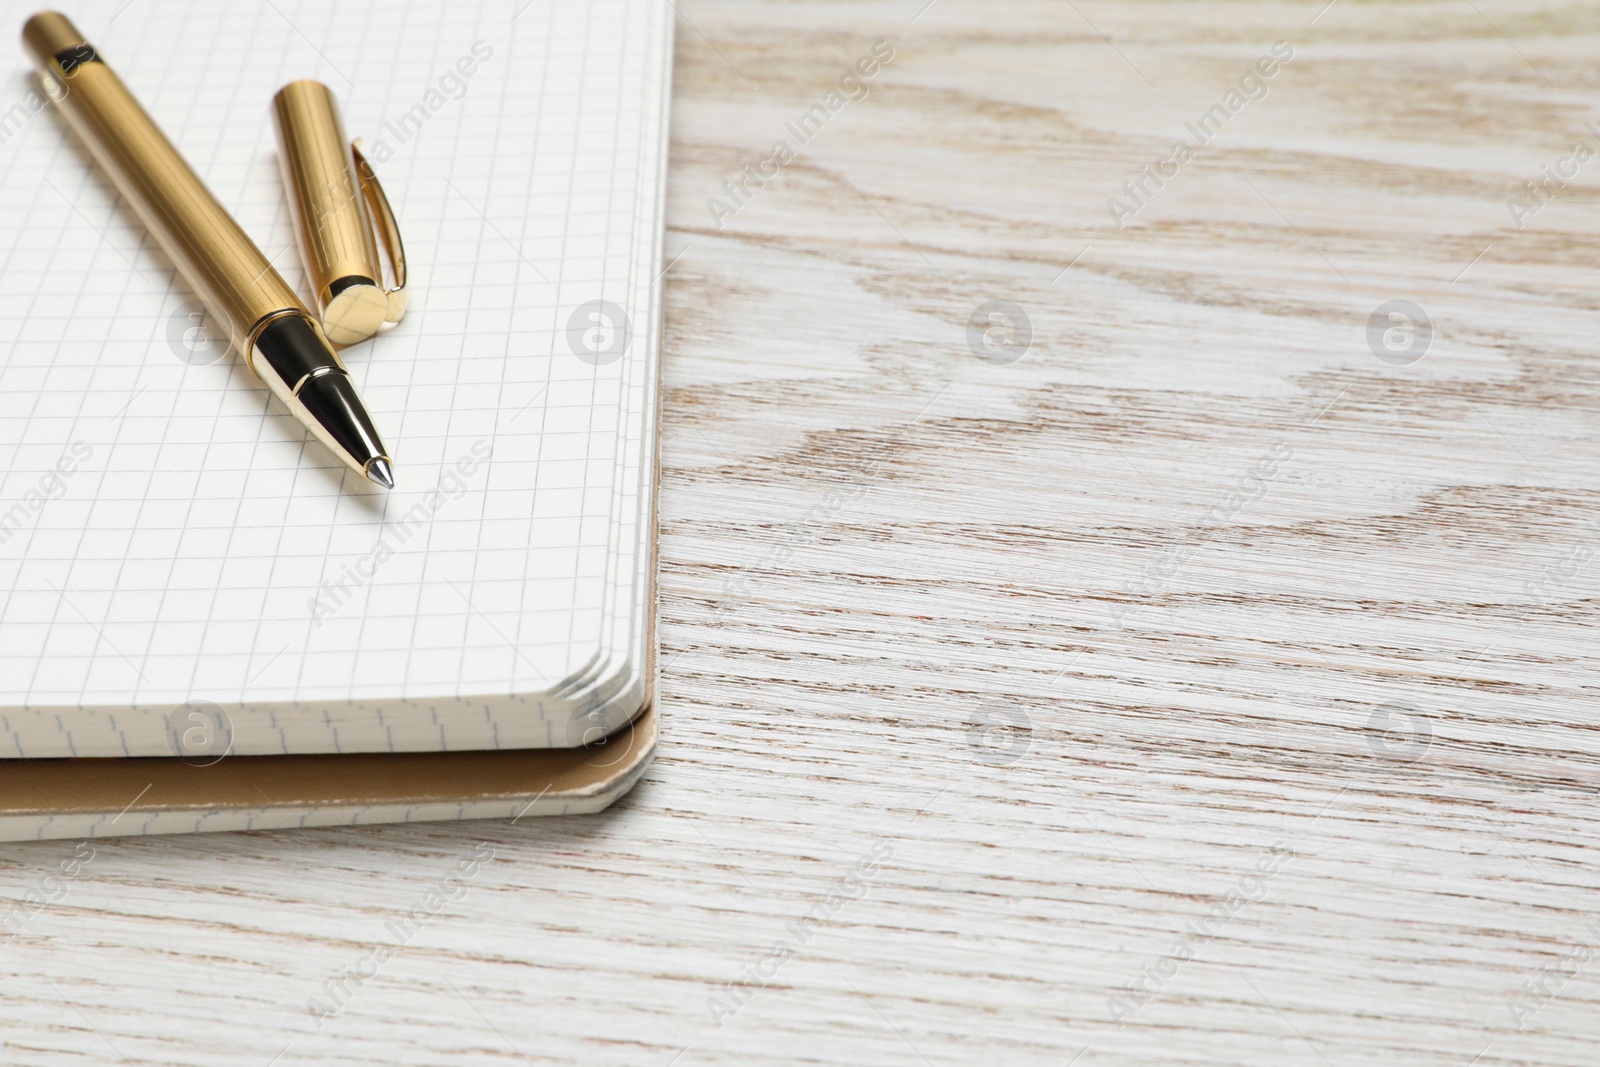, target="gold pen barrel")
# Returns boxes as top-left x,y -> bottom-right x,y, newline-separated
23,12 -> 300,359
